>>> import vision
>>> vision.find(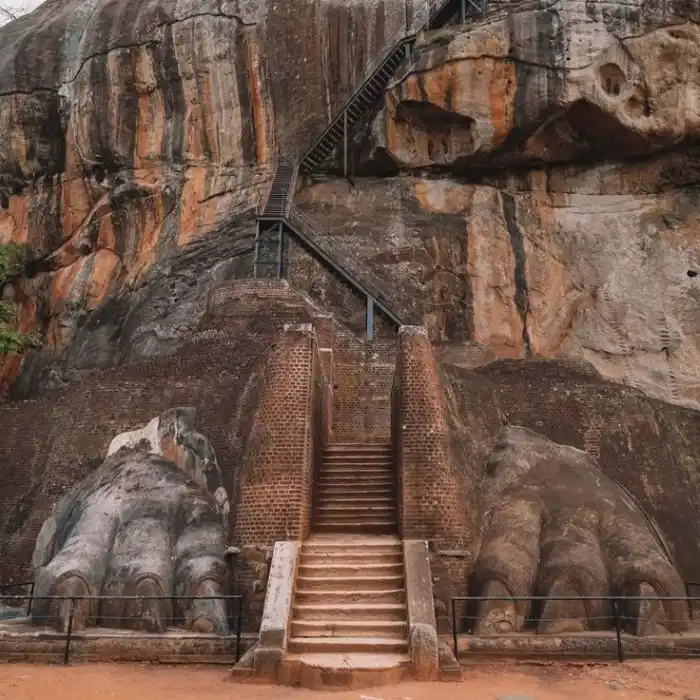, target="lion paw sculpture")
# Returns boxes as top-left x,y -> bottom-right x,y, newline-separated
30,408 -> 230,635
470,427 -> 688,636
